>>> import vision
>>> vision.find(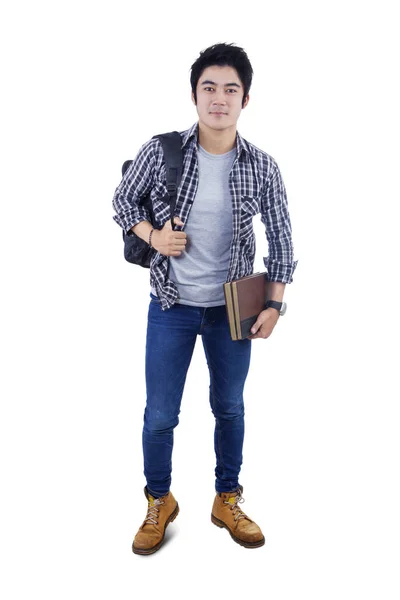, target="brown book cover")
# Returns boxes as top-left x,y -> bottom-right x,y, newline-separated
223,282 -> 238,340
225,272 -> 268,340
